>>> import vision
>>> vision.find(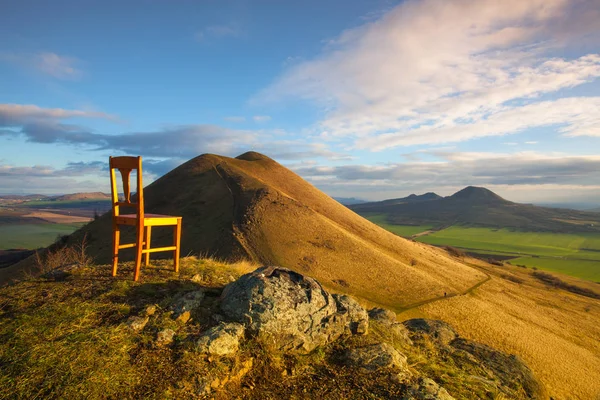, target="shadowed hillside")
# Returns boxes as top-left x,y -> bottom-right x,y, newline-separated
351,186 -> 600,232
350,192 -> 441,212
58,152 -> 485,308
